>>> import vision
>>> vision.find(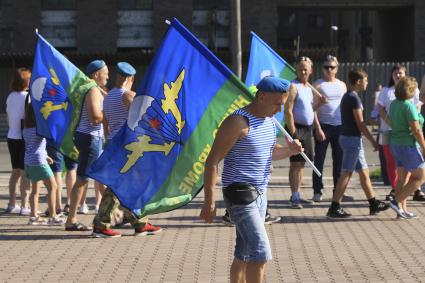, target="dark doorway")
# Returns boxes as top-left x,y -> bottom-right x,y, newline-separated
277,6 -> 414,62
